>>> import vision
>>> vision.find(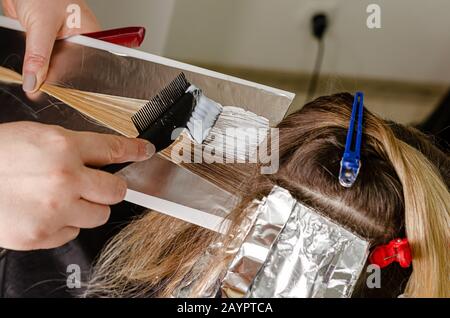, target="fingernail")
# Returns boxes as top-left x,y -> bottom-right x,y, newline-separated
144,142 -> 156,158
23,72 -> 37,92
